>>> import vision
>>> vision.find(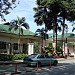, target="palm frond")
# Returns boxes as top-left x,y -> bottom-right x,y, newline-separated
72,22 -> 75,26
22,23 -> 29,30
36,29 -> 41,32
4,22 -> 10,25
72,27 -> 75,32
